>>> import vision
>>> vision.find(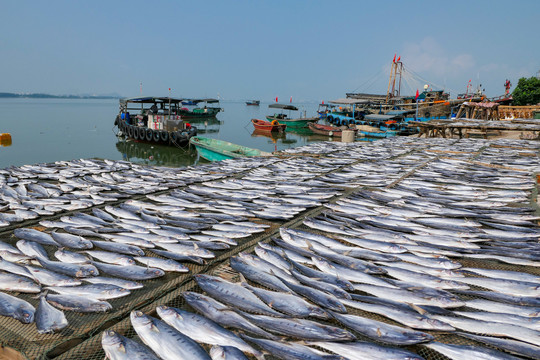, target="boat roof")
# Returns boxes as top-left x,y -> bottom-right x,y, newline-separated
386,110 -> 413,115
186,98 -> 220,104
120,96 -> 184,104
329,98 -> 370,105
269,103 -> 298,111
364,114 -> 402,121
